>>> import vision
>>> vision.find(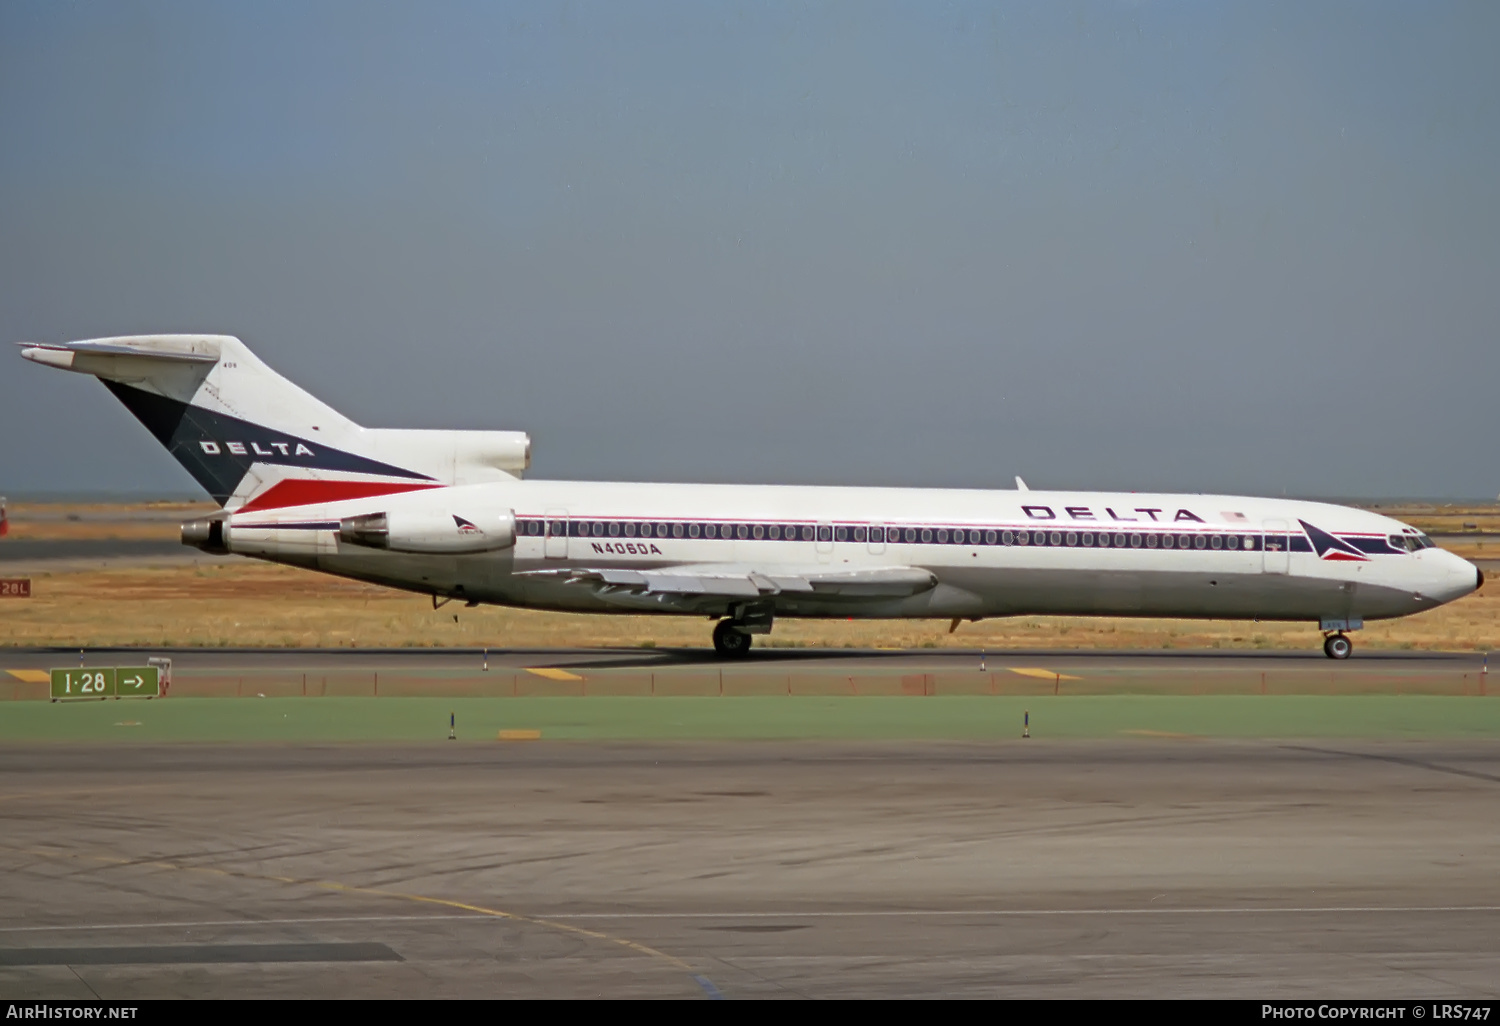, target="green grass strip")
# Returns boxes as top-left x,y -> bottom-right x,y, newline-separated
4,695 -> 1500,743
